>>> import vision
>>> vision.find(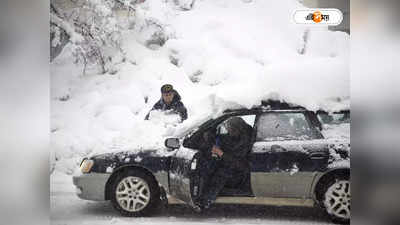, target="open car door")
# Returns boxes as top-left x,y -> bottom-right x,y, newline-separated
167,113 -> 258,206
168,143 -> 198,207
